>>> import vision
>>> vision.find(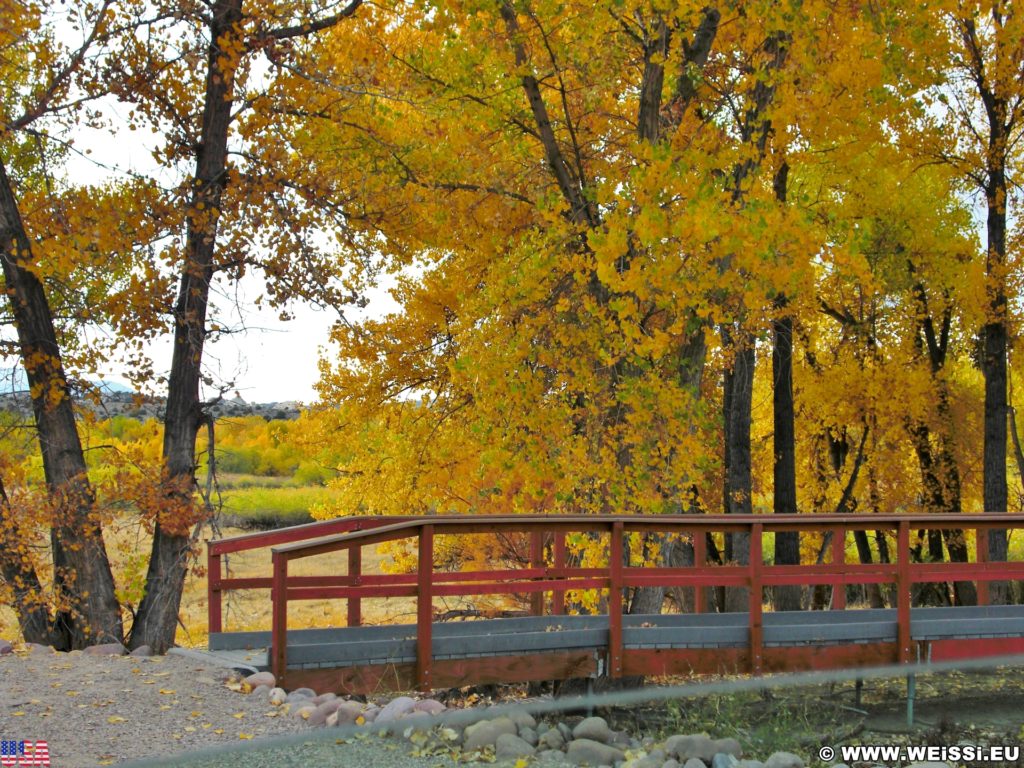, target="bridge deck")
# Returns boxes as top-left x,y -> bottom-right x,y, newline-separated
206,513 -> 1024,694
